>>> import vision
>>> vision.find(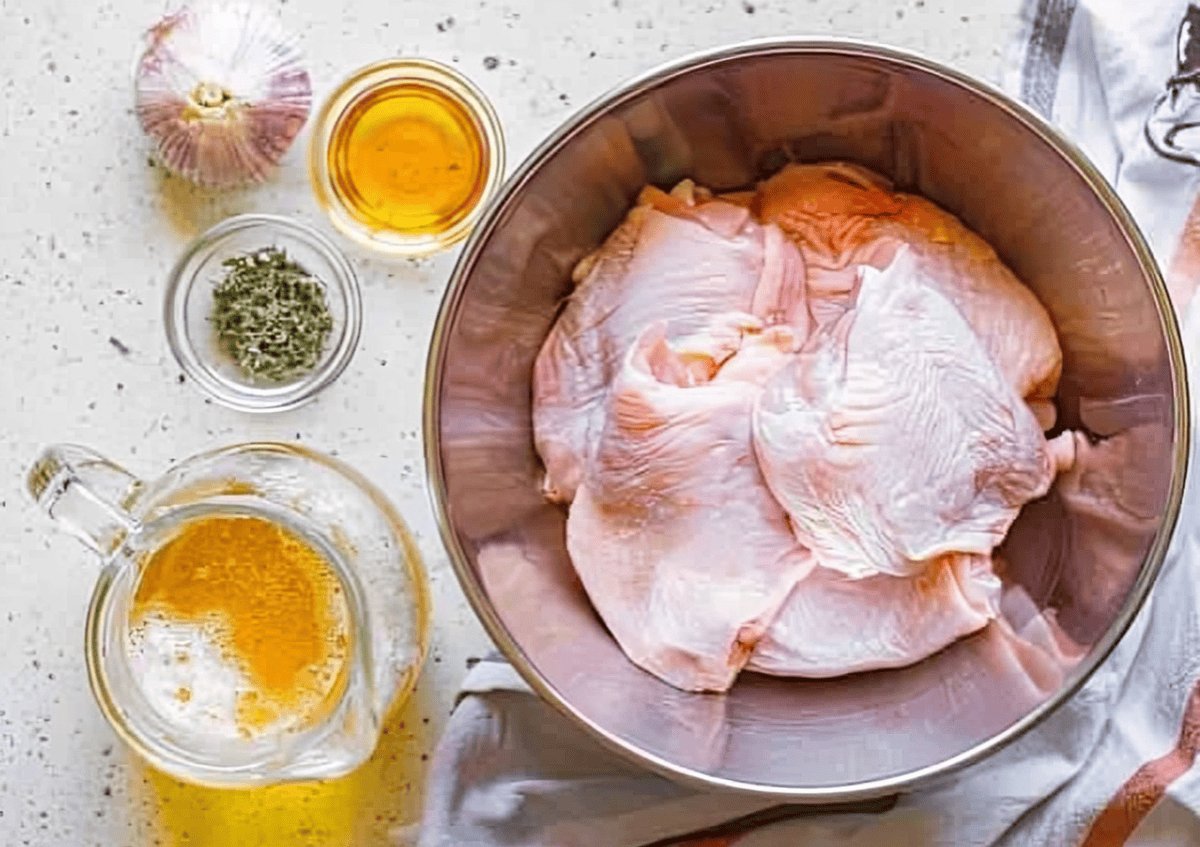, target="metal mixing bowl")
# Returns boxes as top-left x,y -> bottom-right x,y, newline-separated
424,39 -> 1189,799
